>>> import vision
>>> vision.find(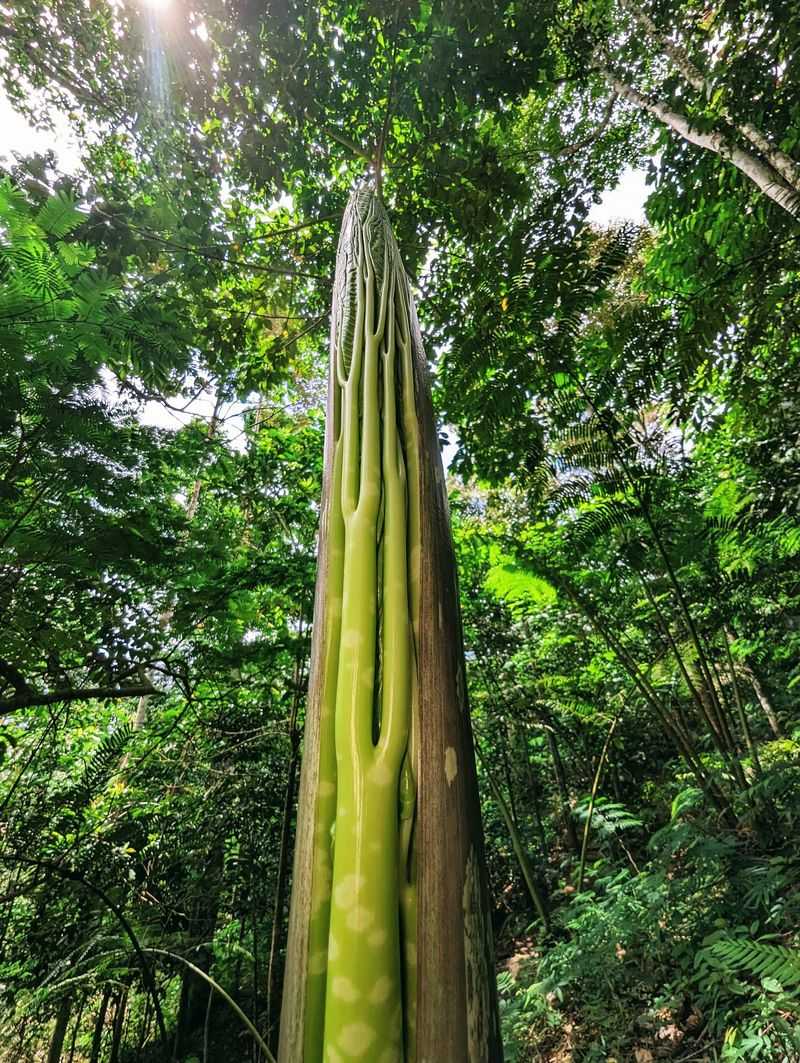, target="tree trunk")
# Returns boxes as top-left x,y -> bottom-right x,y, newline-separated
518,722 -> 548,859
279,188 -> 502,1063
47,995 -> 72,1063
546,728 -> 579,853
109,989 -> 128,1063
604,71 -> 800,218
615,0 -> 800,193
497,715 -> 519,827
749,669 -> 782,736
173,847 -> 222,1059
67,995 -> 85,1063
476,744 -> 549,927
89,988 -> 111,1063
736,648 -> 783,738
